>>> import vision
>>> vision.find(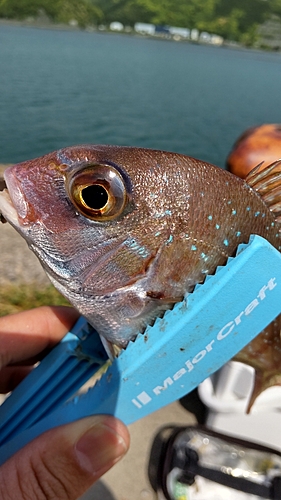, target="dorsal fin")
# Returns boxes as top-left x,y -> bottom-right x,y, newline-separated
246,159 -> 281,221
